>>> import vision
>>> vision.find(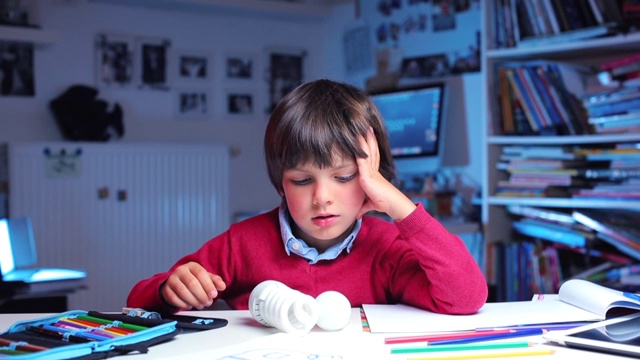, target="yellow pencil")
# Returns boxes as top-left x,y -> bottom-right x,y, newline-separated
408,348 -> 555,360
